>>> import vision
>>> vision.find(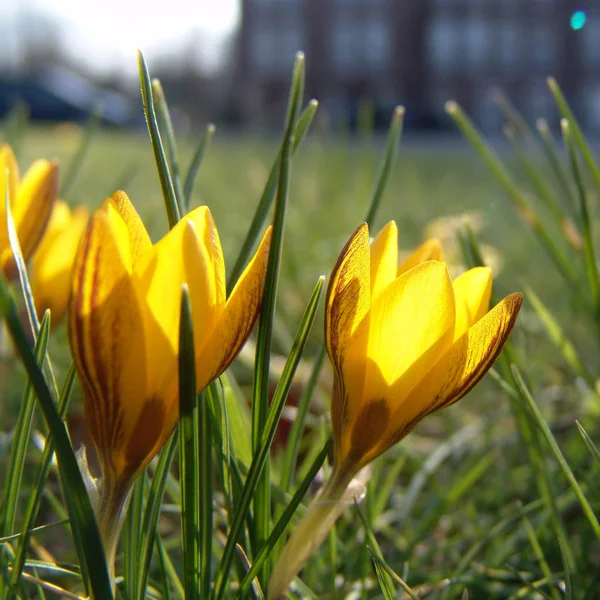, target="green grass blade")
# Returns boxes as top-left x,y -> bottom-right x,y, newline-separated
251,52 -> 305,587
213,273 -> 324,600
535,119 -> 578,220
134,431 -> 179,600
364,105 -> 404,228
445,101 -> 579,288
525,284 -> 597,391
8,364 -> 77,590
137,50 -> 181,228
0,276 -> 112,598
152,79 -> 185,215
355,501 -> 394,596
178,285 -> 200,598
226,97 -> 317,295
60,107 -> 101,199
369,554 -> 419,600
372,558 -> 394,600
517,502 -> 561,600
154,524 -> 173,600
575,421 -> 600,466
183,123 -> 216,211
547,77 -> 600,191
0,311 -> 50,538
157,531 -> 184,600
561,119 -> 600,318
236,438 -> 332,598
511,364 -> 600,542
200,385 -> 216,598
279,345 -> 326,494
123,473 -> 147,598
558,538 -> 571,600
503,125 -> 567,225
